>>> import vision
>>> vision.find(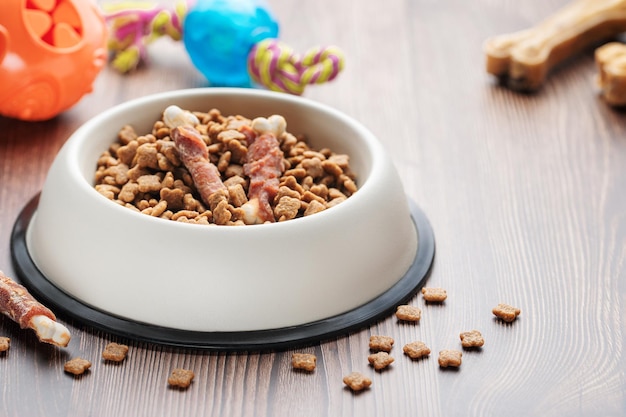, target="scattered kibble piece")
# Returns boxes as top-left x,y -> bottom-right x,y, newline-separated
369,335 -> 394,352
460,330 -> 485,348
64,358 -> 92,375
403,341 -> 431,360
343,372 -> 372,392
292,353 -> 317,372
168,368 -> 195,388
102,342 -> 129,362
492,303 -> 521,322
438,350 -> 462,368
395,305 -> 421,322
0,337 -> 9,352
368,352 -> 394,370
421,287 -> 447,302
